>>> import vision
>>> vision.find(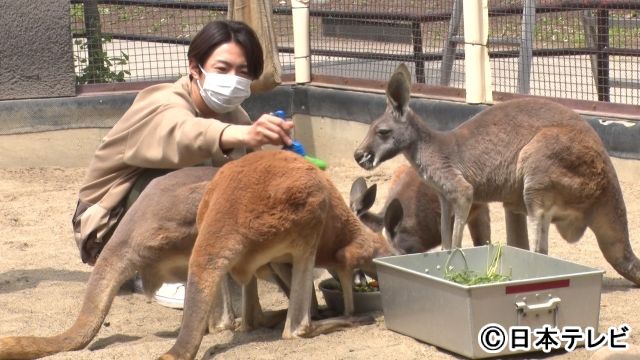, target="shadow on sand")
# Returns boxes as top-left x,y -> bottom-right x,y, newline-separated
0,267 -> 89,294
